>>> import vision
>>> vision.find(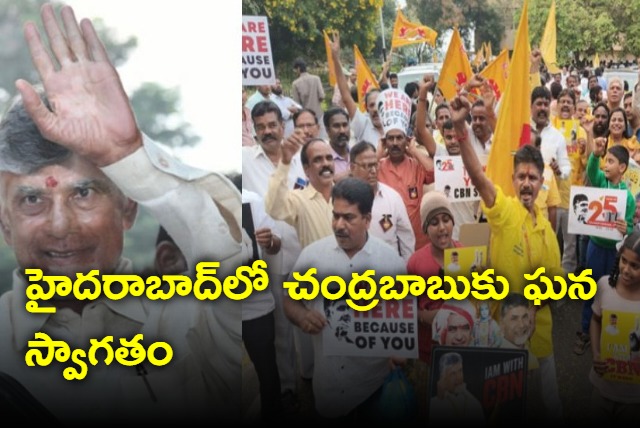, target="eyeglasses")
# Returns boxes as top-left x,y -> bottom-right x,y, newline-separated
353,161 -> 379,171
